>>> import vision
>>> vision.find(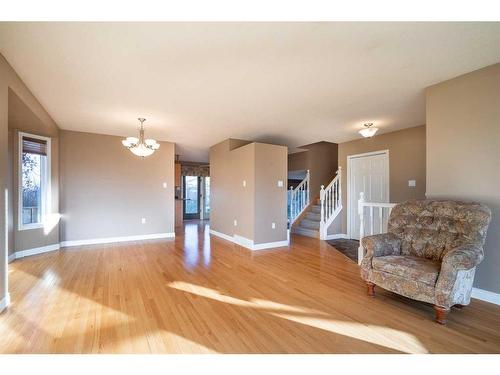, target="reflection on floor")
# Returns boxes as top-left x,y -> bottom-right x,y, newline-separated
1,220 -> 500,353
